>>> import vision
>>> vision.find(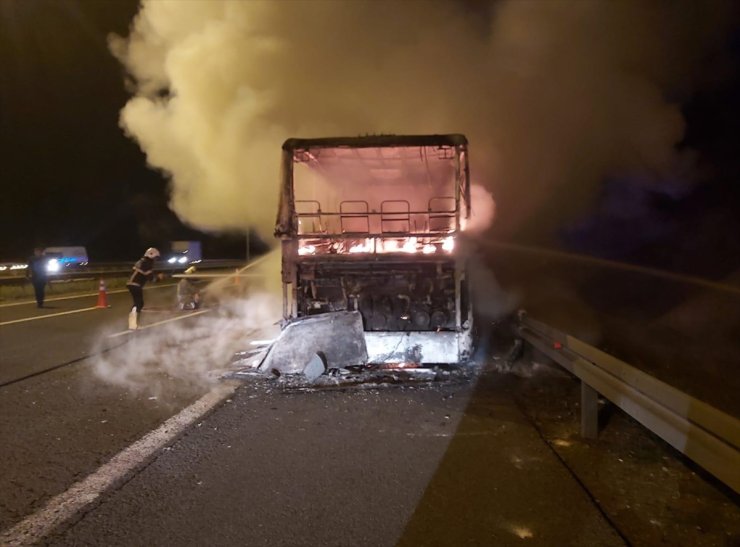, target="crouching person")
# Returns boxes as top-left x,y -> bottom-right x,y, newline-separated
177,266 -> 201,310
